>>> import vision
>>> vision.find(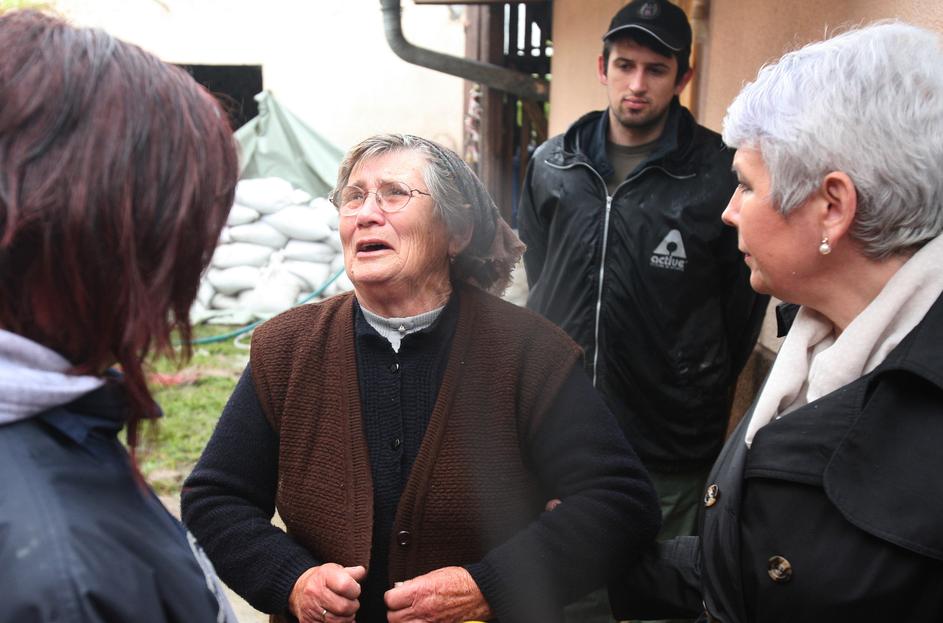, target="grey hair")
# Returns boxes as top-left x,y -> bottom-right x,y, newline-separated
333,133 -> 472,245
722,21 -> 943,259
333,134 -> 523,293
